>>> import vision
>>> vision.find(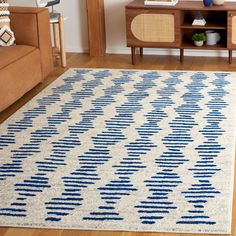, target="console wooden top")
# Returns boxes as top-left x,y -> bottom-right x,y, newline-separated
126,0 -> 236,10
